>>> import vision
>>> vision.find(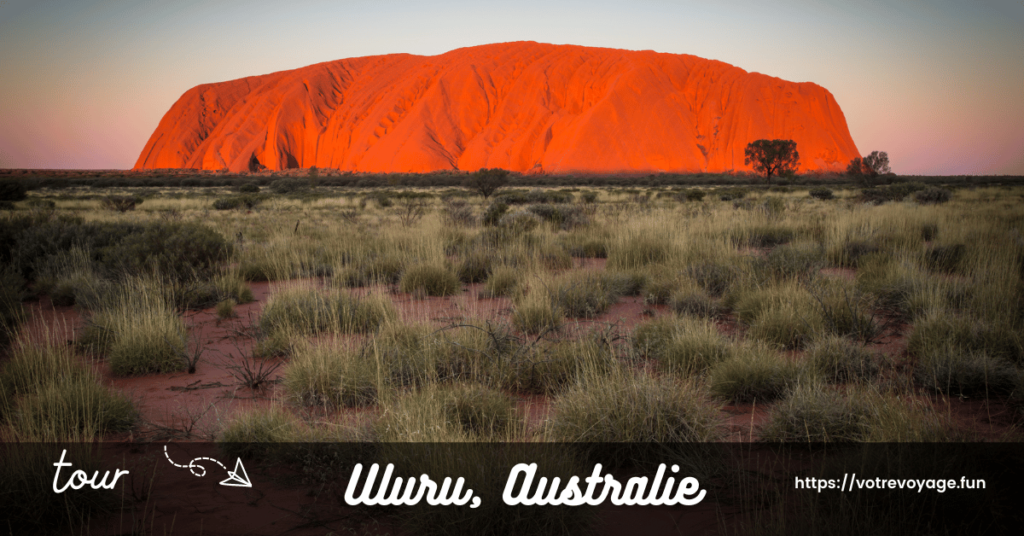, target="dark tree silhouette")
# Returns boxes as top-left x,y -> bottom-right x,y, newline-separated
847,151 -> 891,186
744,139 -> 799,184
463,168 -> 510,199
